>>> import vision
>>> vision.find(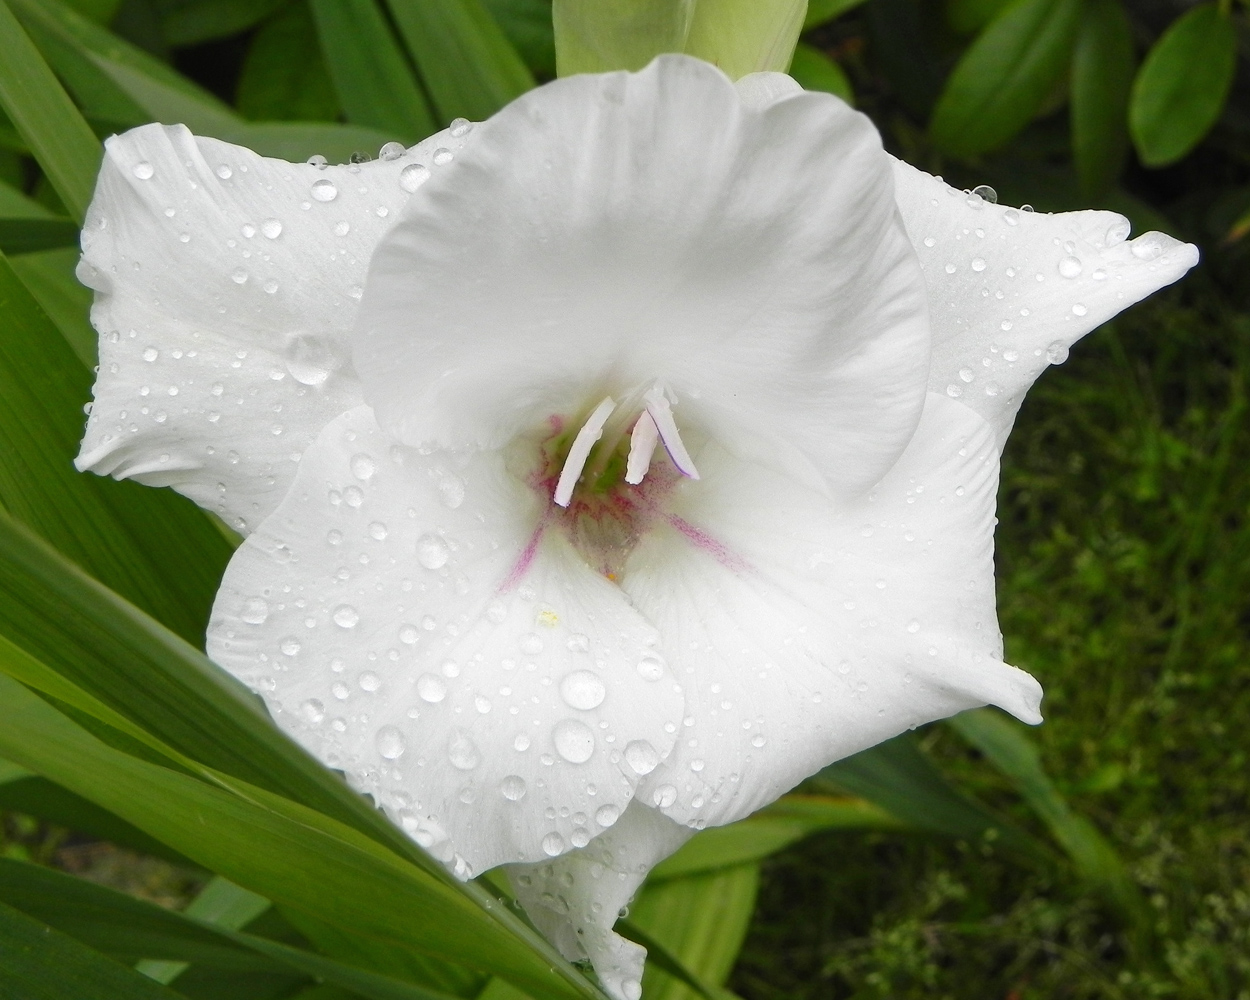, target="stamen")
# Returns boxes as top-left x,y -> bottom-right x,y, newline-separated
625,411 -> 659,485
643,387 -> 700,480
554,396 -> 616,507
